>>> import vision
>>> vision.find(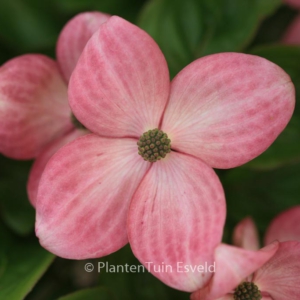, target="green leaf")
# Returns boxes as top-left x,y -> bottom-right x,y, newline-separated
0,224 -> 13,279
223,162 -> 300,233
256,0 -> 282,16
0,155 -> 35,236
243,45 -> 300,170
55,0 -> 147,22
138,0 -> 281,77
57,287 -> 115,300
0,0 -> 60,53
250,6 -> 297,47
0,223 -> 54,300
